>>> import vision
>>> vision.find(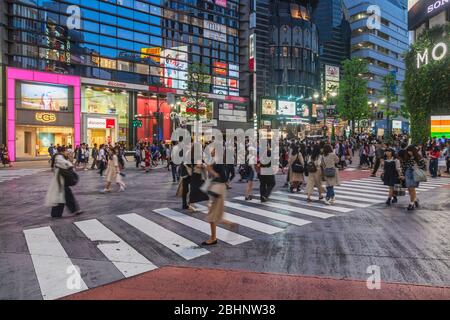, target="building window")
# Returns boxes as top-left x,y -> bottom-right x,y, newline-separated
100,58 -> 117,70
118,61 -> 131,72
